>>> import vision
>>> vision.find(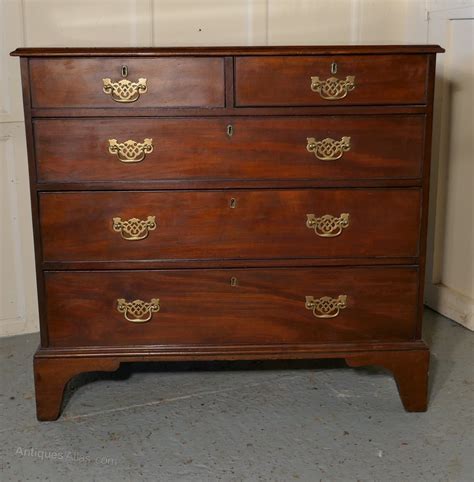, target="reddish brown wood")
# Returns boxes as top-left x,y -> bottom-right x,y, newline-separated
19,59 -> 50,347
33,343 -> 428,420
39,189 -> 421,262
11,46 -> 442,419
36,340 -> 428,358
44,267 -> 419,347
29,57 -> 225,108
11,45 -> 445,57
34,178 -> 423,192
346,348 -> 429,411
224,56 -> 234,107
34,115 -> 425,183
34,355 -> 120,421
235,55 -> 429,106
416,54 -> 438,339
40,258 -> 418,271
30,105 -> 429,118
